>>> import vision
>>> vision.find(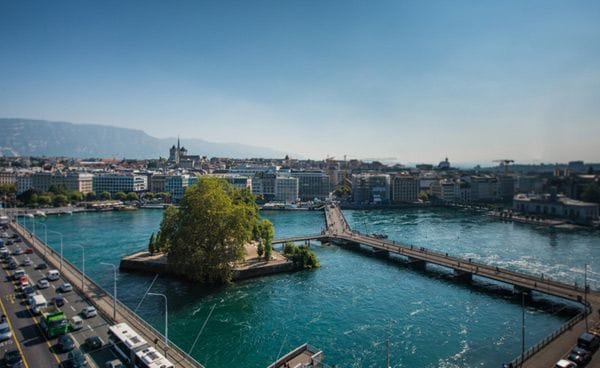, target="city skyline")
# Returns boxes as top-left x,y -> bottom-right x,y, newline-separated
1,1 -> 600,163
